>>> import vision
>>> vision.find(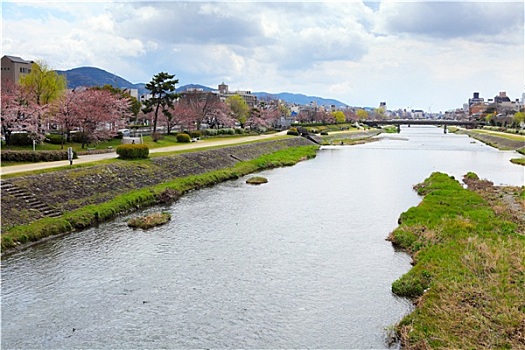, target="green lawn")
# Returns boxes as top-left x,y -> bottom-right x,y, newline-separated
1,132 -> 271,156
